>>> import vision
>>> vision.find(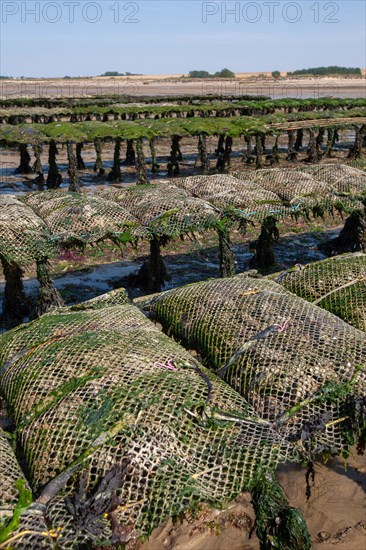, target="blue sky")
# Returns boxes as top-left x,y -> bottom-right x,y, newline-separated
1,1 -> 365,77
